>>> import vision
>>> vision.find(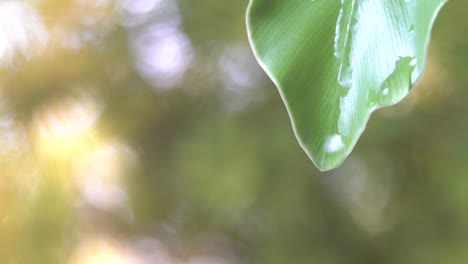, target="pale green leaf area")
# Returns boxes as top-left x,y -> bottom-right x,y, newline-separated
247,0 -> 447,170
